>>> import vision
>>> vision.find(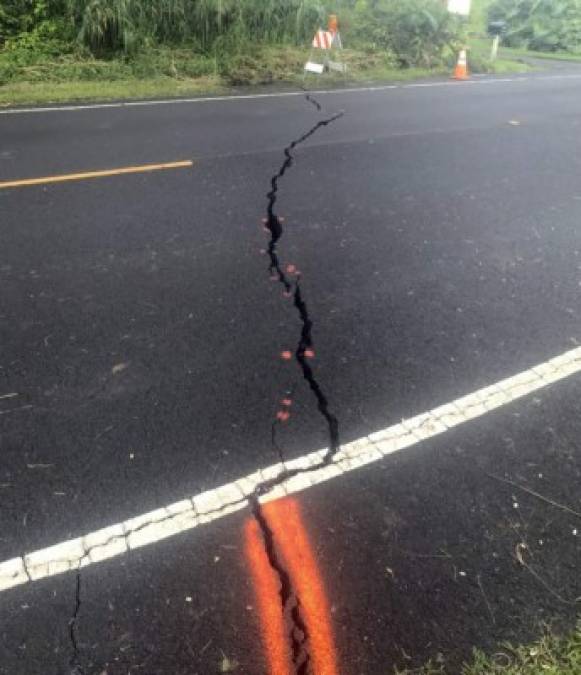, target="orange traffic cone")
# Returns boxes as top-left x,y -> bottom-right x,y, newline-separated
453,49 -> 469,80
